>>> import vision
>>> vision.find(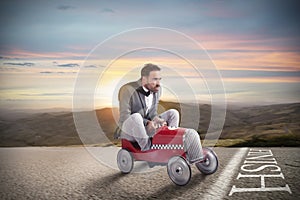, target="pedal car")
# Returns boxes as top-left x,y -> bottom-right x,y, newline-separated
117,126 -> 218,186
